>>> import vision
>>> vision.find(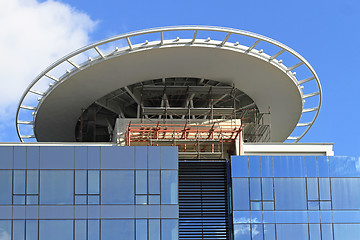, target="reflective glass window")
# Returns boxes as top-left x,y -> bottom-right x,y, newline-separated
332,178 -> 360,209
320,211 -> 332,223
307,178 -> 319,200
251,211 -> 262,223
136,219 -> 147,240
330,156 -> 360,177
88,220 -> 99,240
317,156 -> 330,177
161,147 -> 178,169
249,156 -> 261,177
232,156 -> 248,177
101,170 -> 134,204
263,202 -> 274,210
88,147 -> 100,169
321,224 -> 333,240
261,156 -> 273,177
264,224 -> 275,240
13,220 -> 25,240
275,178 -> 307,210
233,178 -> 249,210
75,220 -> 86,240
88,195 -> 100,204
250,178 -> 261,200
27,170 -> 38,194
75,147 -> 87,169
305,156 -> 317,177
308,211 -> 320,223
13,195 -> 25,205
233,211 -> 250,224
274,156 -> 305,177
333,211 -> 360,223
149,195 -> 160,204
40,146 -> 74,169
0,147 -> 12,169
14,170 -> 25,194
161,170 -> 178,204
309,224 -> 321,240
320,201 -> 331,210
251,202 -> 262,210
135,146 -> 147,169
276,224 -> 308,240
262,178 -> 273,200
88,170 -> 99,194
275,211 -> 307,223
75,170 -> 87,194
234,224 -> 251,240
0,170 -> 12,204
149,170 -> 160,194
136,195 -> 147,204
252,224 -> 263,240
263,211 -> 275,223
100,147 -> 134,169
334,224 -> 360,240
27,195 -> 38,205
40,170 -> 74,204
149,219 -> 160,240
161,219 -> 178,239
0,221 -> 11,240
14,146 -> 26,169
75,196 -> 87,205
148,147 -> 161,170
27,147 -> 39,169
136,170 -> 147,194
26,220 -> 38,240
101,220 -> 134,240
39,220 -> 73,240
